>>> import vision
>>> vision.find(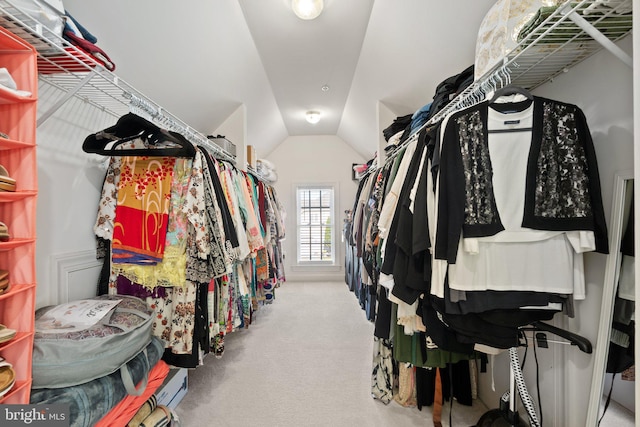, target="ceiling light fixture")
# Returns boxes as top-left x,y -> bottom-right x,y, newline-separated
321,84 -> 330,92
292,0 -> 324,20
305,110 -> 321,124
